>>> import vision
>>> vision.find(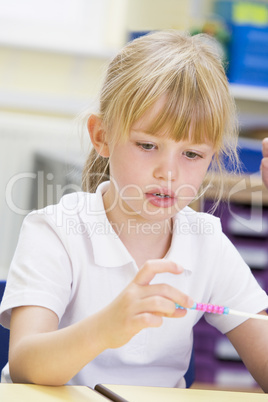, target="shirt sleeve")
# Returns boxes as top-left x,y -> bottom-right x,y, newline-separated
0,210 -> 73,328
204,232 -> 268,334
